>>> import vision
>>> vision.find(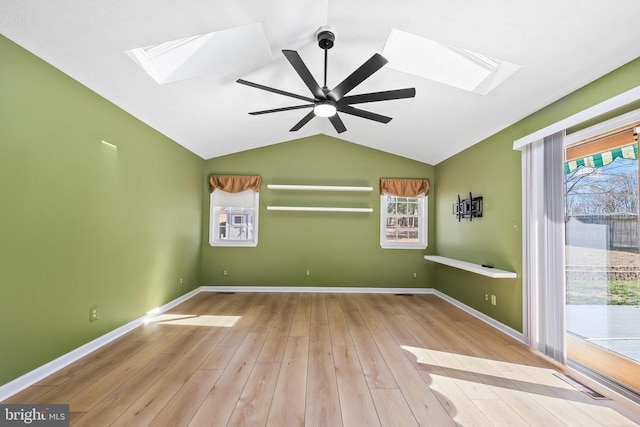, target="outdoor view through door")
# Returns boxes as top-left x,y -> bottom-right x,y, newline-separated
564,125 -> 640,394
